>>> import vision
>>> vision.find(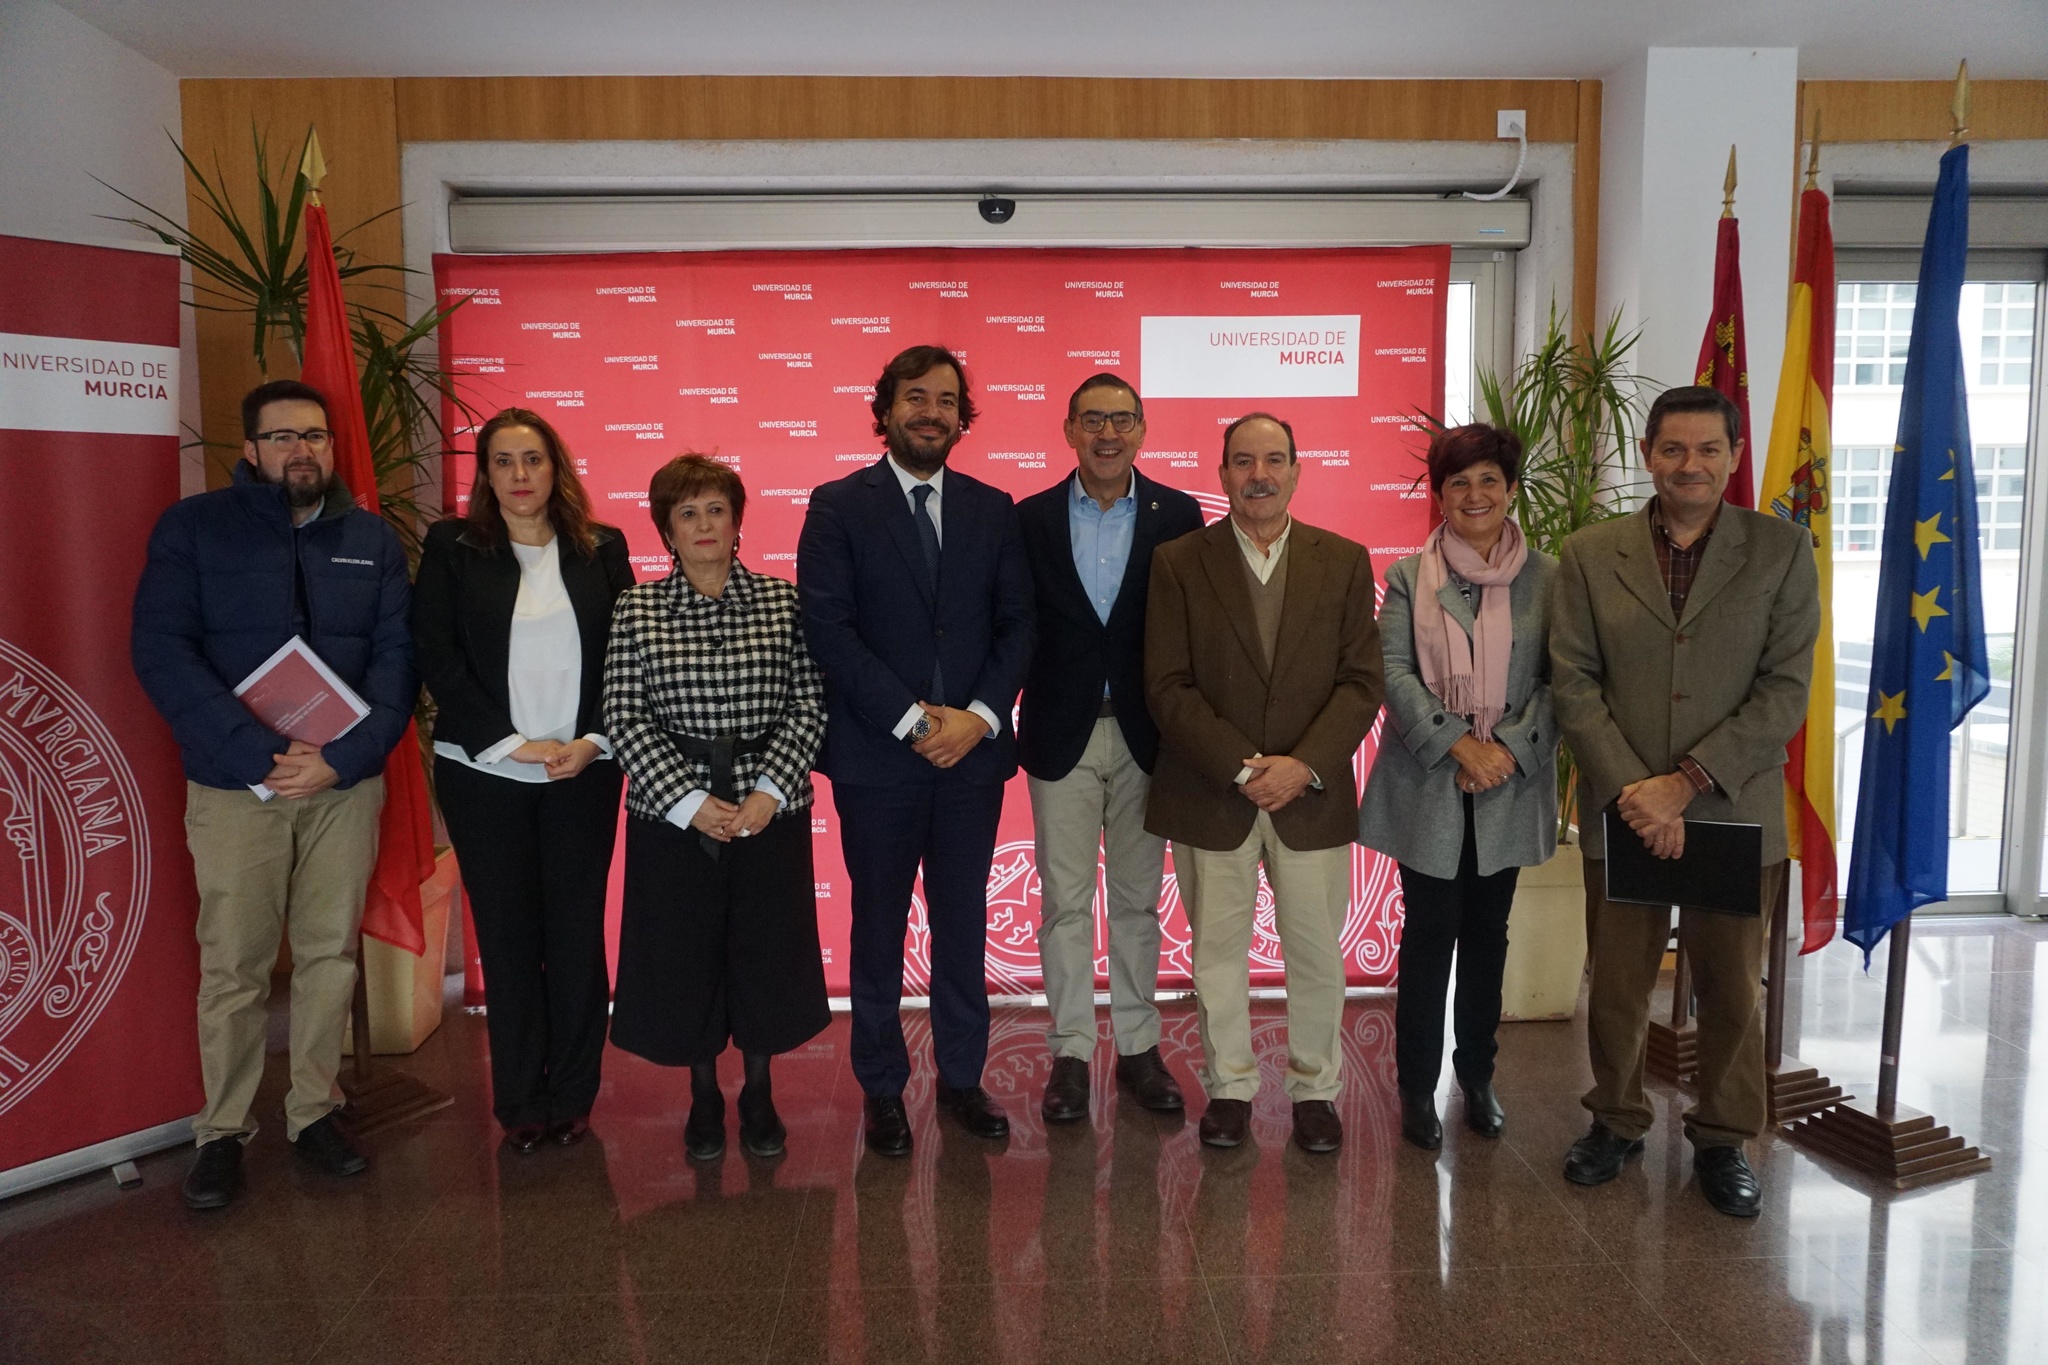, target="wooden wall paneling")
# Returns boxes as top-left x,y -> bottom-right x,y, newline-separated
1801,80 -> 2048,144
1573,79 -> 1602,338
179,79 -> 402,481
394,75 -> 1582,144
